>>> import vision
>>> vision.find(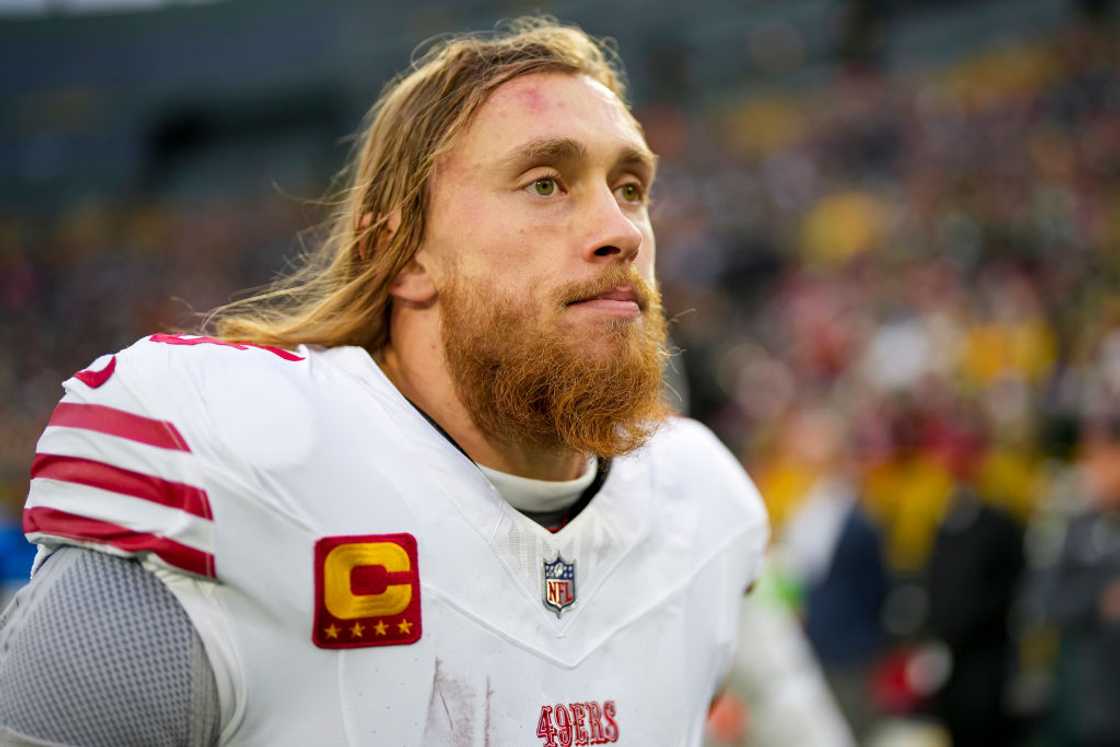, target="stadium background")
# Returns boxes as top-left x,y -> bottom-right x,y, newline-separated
2,0 -> 1118,745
